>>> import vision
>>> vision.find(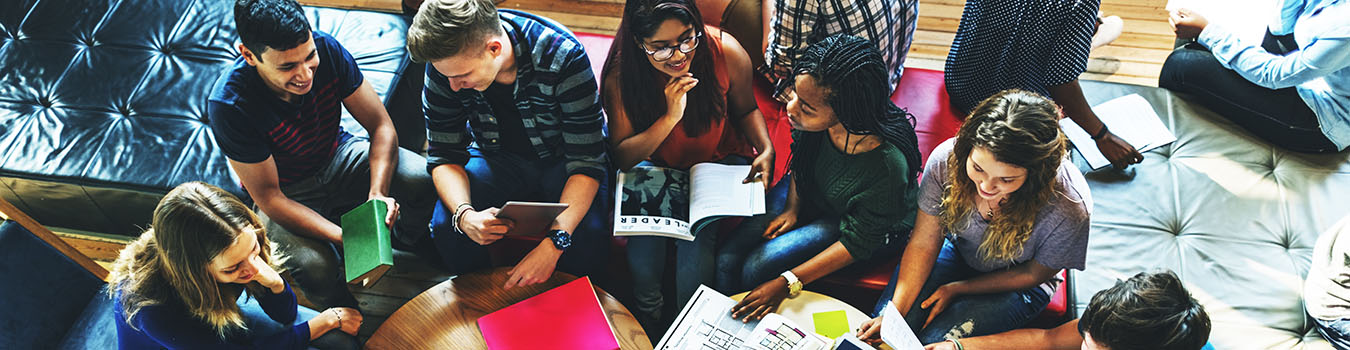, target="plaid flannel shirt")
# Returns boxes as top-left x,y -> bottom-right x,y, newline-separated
763,0 -> 918,101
